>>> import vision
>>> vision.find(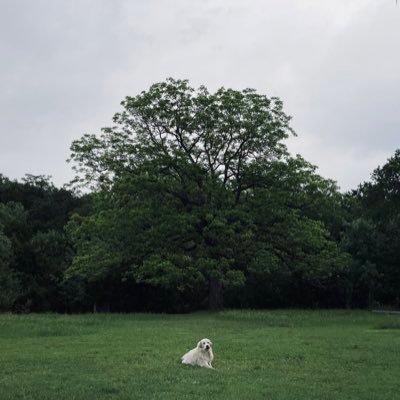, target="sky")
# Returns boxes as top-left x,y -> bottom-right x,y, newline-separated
0,0 -> 399,192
